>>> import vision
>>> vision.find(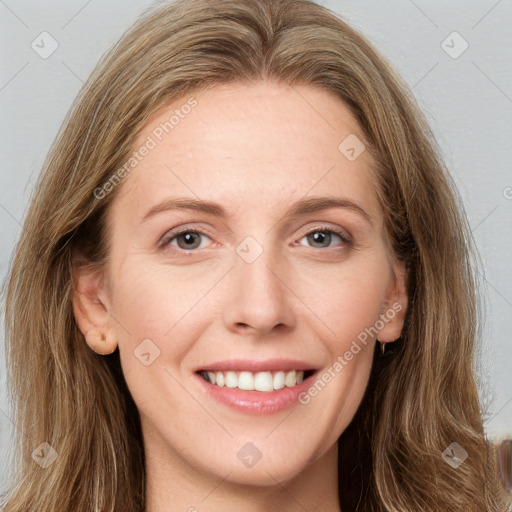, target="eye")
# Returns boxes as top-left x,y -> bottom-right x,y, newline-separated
297,228 -> 350,249
160,226 -> 349,253
163,229 -> 212,251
